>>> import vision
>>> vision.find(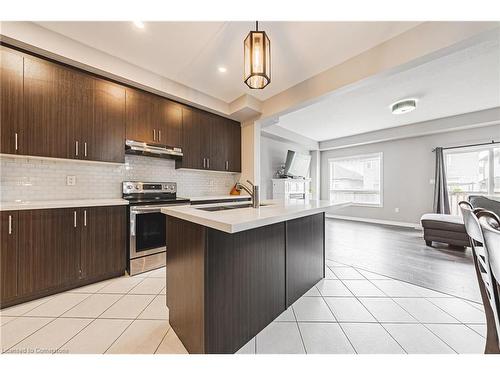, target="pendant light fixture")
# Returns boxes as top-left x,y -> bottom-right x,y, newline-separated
244,21 -> 271,89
